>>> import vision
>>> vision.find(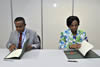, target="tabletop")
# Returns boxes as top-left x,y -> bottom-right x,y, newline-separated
0,49 -> 100,67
